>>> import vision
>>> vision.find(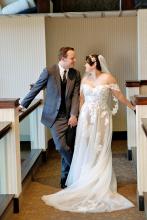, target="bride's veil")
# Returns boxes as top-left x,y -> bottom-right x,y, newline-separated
98,55 -> 118,114
98,55 -> 110,73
